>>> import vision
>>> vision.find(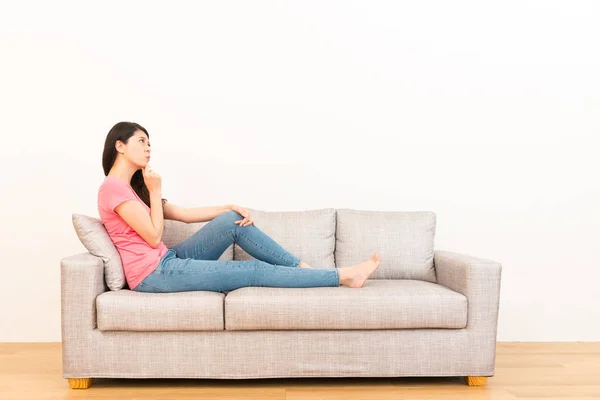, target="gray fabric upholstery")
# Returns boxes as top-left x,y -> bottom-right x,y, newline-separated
335,209 -> 437,282
434,249 -> 503,374
233,208 -> 336,269
61,209 -> 502,380
225,280 -> 467,330
96,290 -> 225,331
